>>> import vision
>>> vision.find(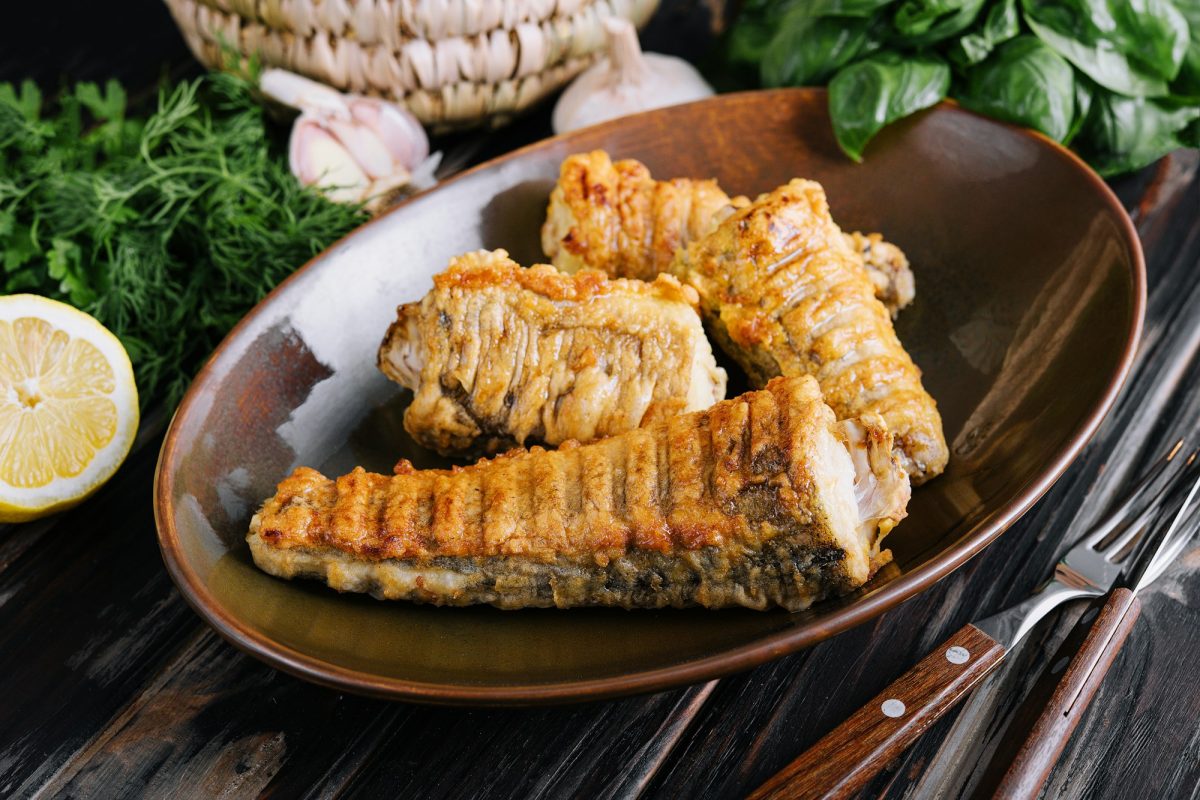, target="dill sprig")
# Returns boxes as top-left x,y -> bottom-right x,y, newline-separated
0,71 -> 367,407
